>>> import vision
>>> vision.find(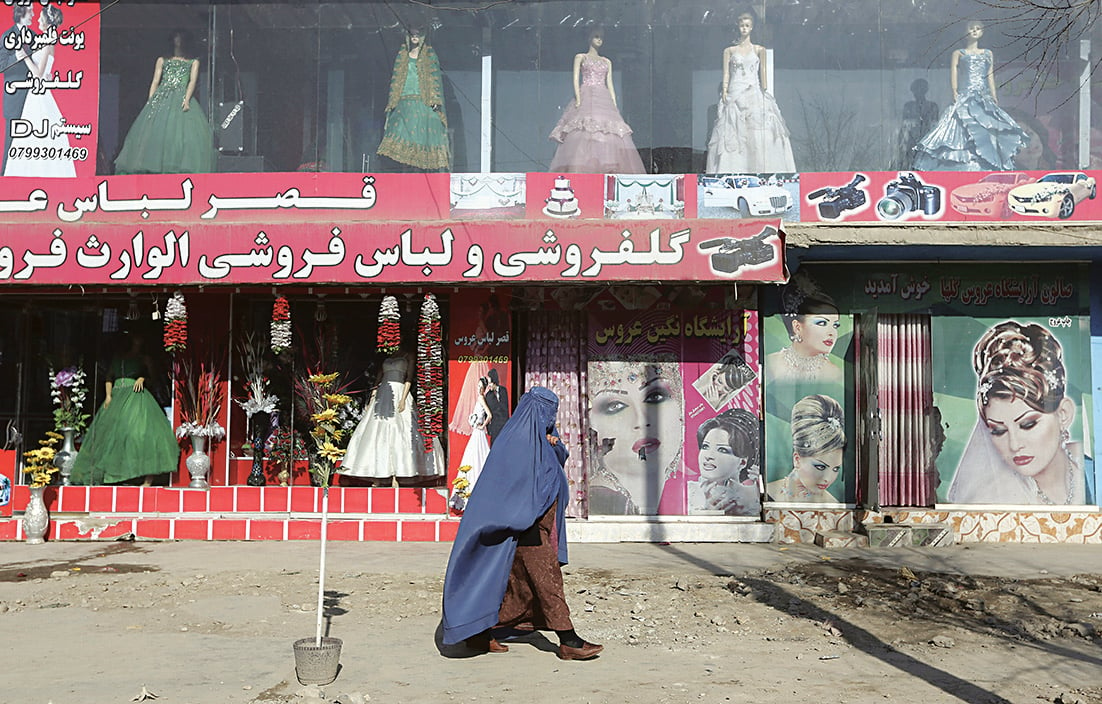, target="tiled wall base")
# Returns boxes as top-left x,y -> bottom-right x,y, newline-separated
875,509 -> 1102,544
1,516 -> 460,542
769,507 -> 1102,544
767,508 -> 855,544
